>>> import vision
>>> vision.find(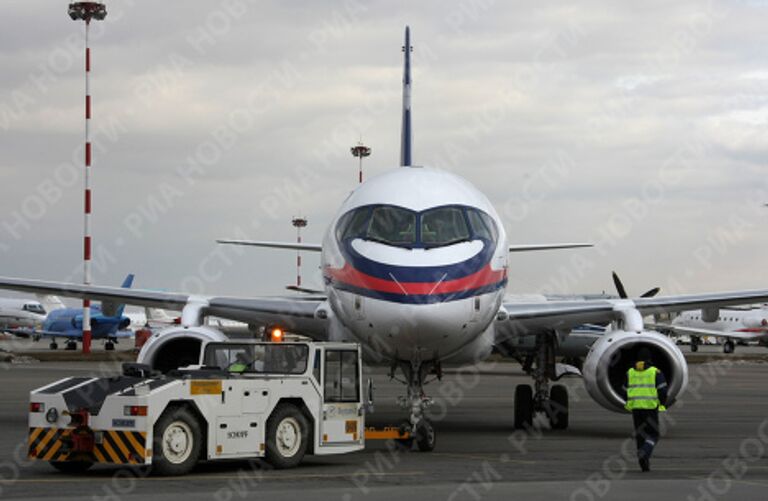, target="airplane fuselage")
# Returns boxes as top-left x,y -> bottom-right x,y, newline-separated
320,167 -> 509,365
